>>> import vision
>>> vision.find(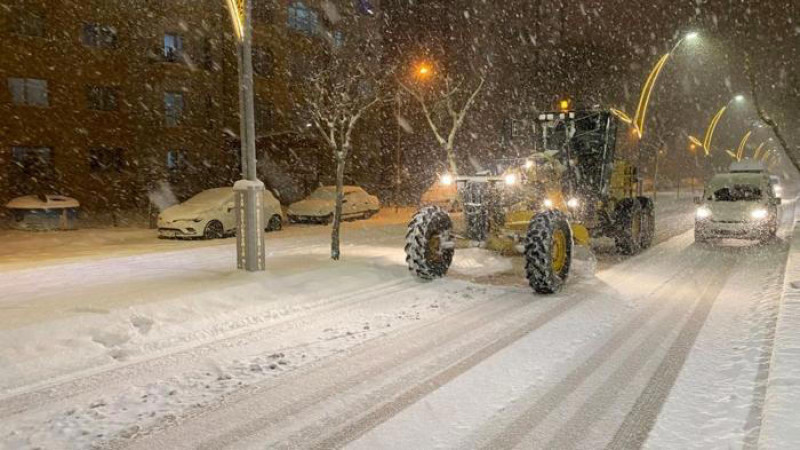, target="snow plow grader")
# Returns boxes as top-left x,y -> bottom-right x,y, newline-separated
405,108 -> 655,294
